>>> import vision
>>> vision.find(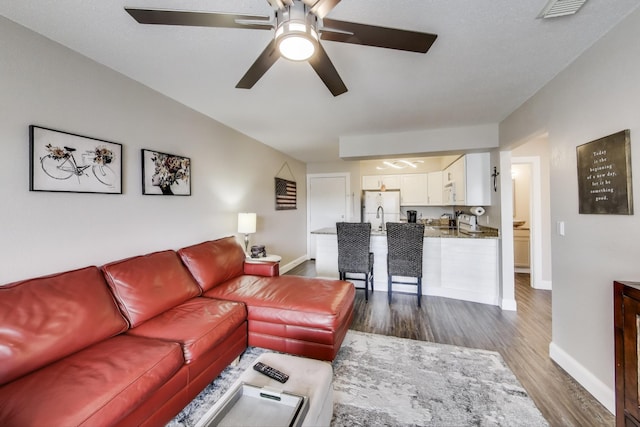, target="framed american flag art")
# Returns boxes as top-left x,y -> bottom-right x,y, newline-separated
275,177 -> 297,210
